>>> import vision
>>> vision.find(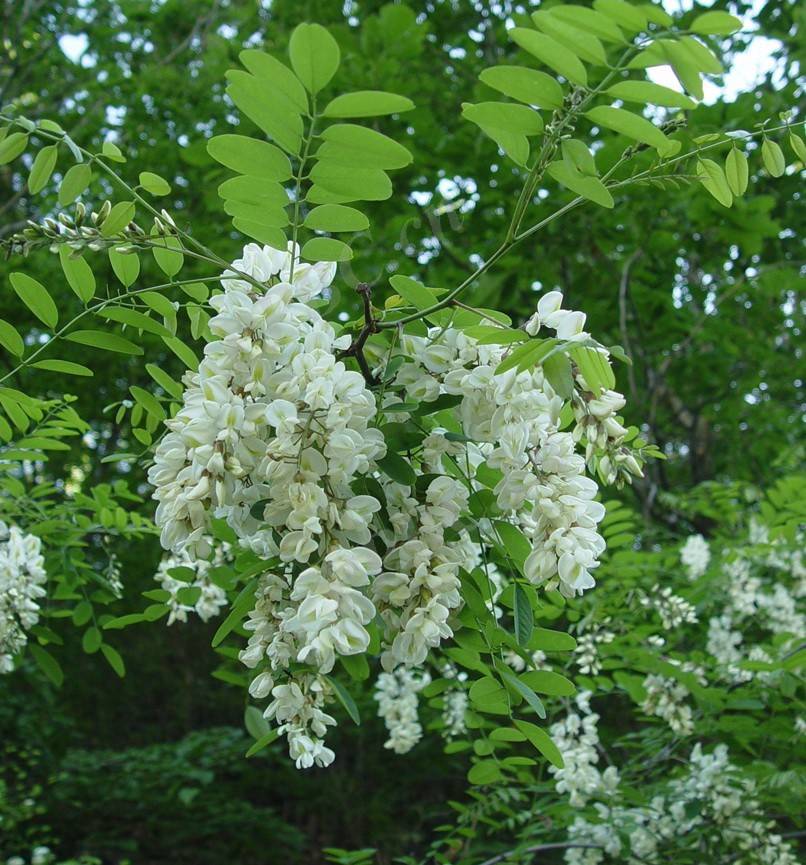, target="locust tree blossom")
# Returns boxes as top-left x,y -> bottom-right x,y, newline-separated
375,667 -> 430,754
680,533 -> 710,580
640,585 -> 698,630
640,674 -> 693,736
549,692 -> 620,808
0,522 -> 47,673
564,743 -> 800,865
148,244 -> 639,768
154,543 -> 231,625
573,625 -> 615,676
